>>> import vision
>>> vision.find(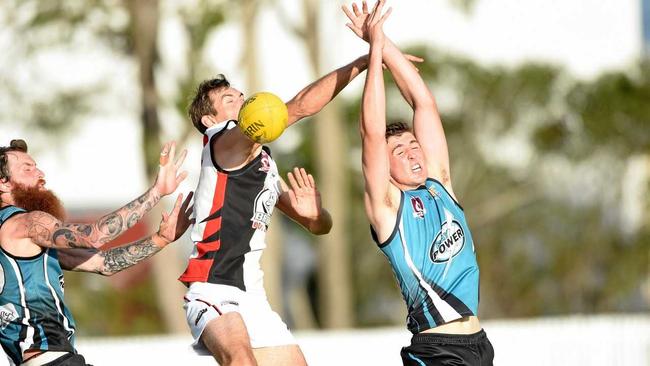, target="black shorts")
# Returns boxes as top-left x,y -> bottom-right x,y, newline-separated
400,329 -> 494,366
42,353 -> 92,366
